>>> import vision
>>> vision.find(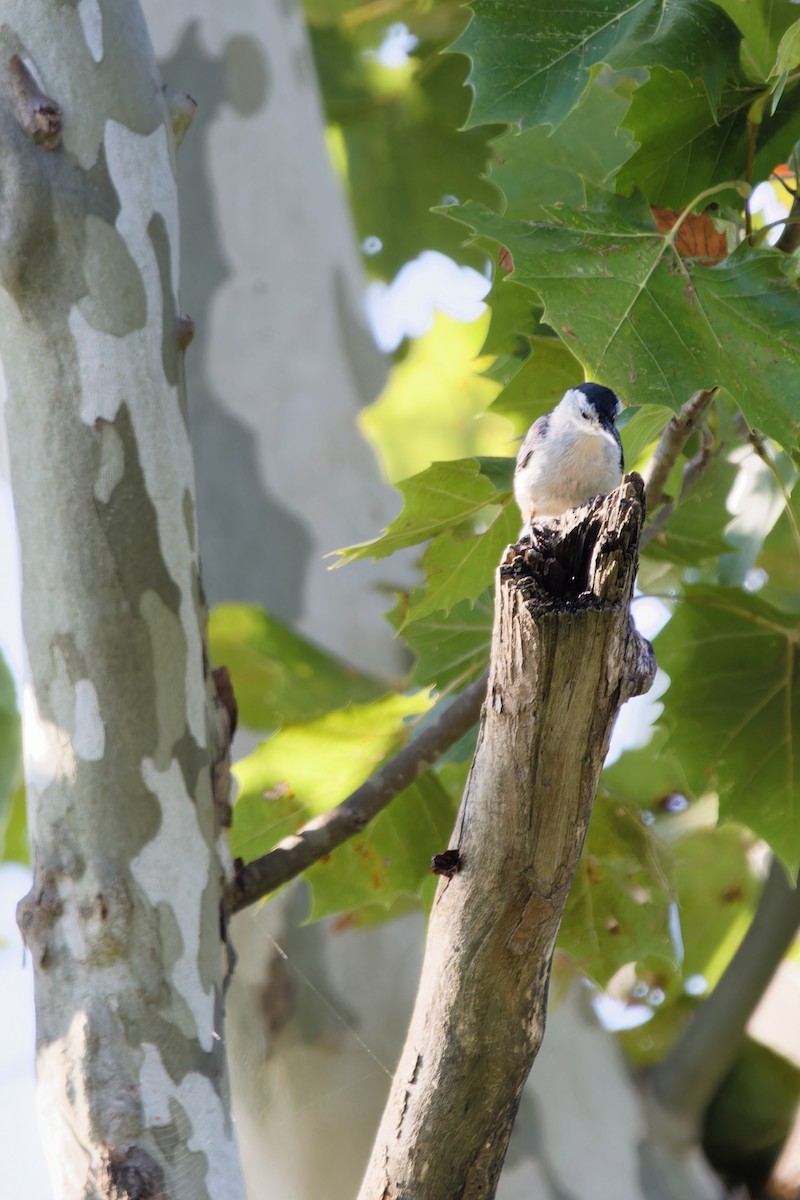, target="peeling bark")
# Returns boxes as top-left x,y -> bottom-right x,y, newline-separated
358,475 -> 655,1200
0,5 -> 243,1198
